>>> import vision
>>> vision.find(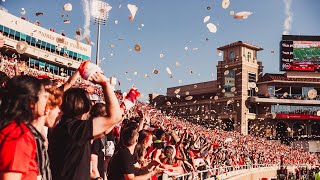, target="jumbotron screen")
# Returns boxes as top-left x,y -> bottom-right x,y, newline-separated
280,35 -> 320,72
